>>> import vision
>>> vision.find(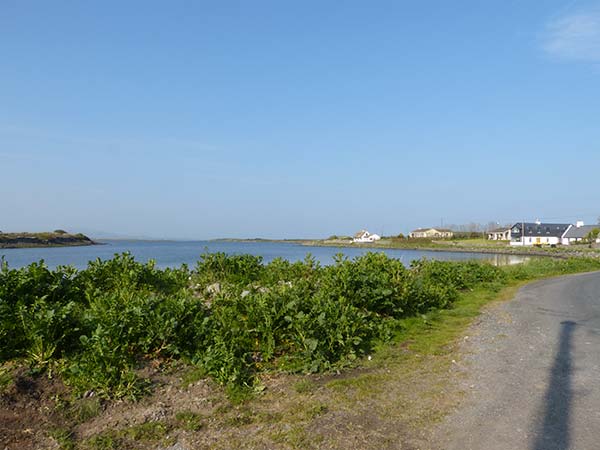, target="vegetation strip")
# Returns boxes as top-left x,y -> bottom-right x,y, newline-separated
1,253 -> 600,448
